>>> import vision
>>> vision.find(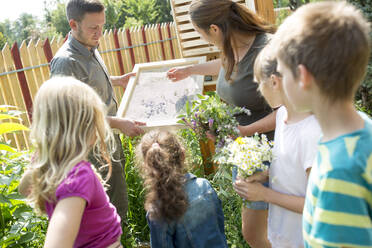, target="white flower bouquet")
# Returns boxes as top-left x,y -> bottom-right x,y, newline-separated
214,133 -> 273,179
